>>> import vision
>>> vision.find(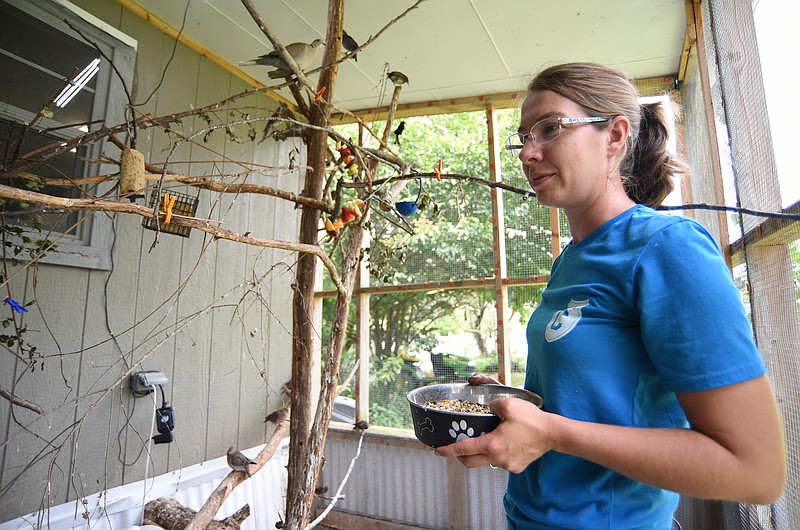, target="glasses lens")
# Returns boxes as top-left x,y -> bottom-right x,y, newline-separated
505,132 -> 525,153
532,118 -> 562,144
